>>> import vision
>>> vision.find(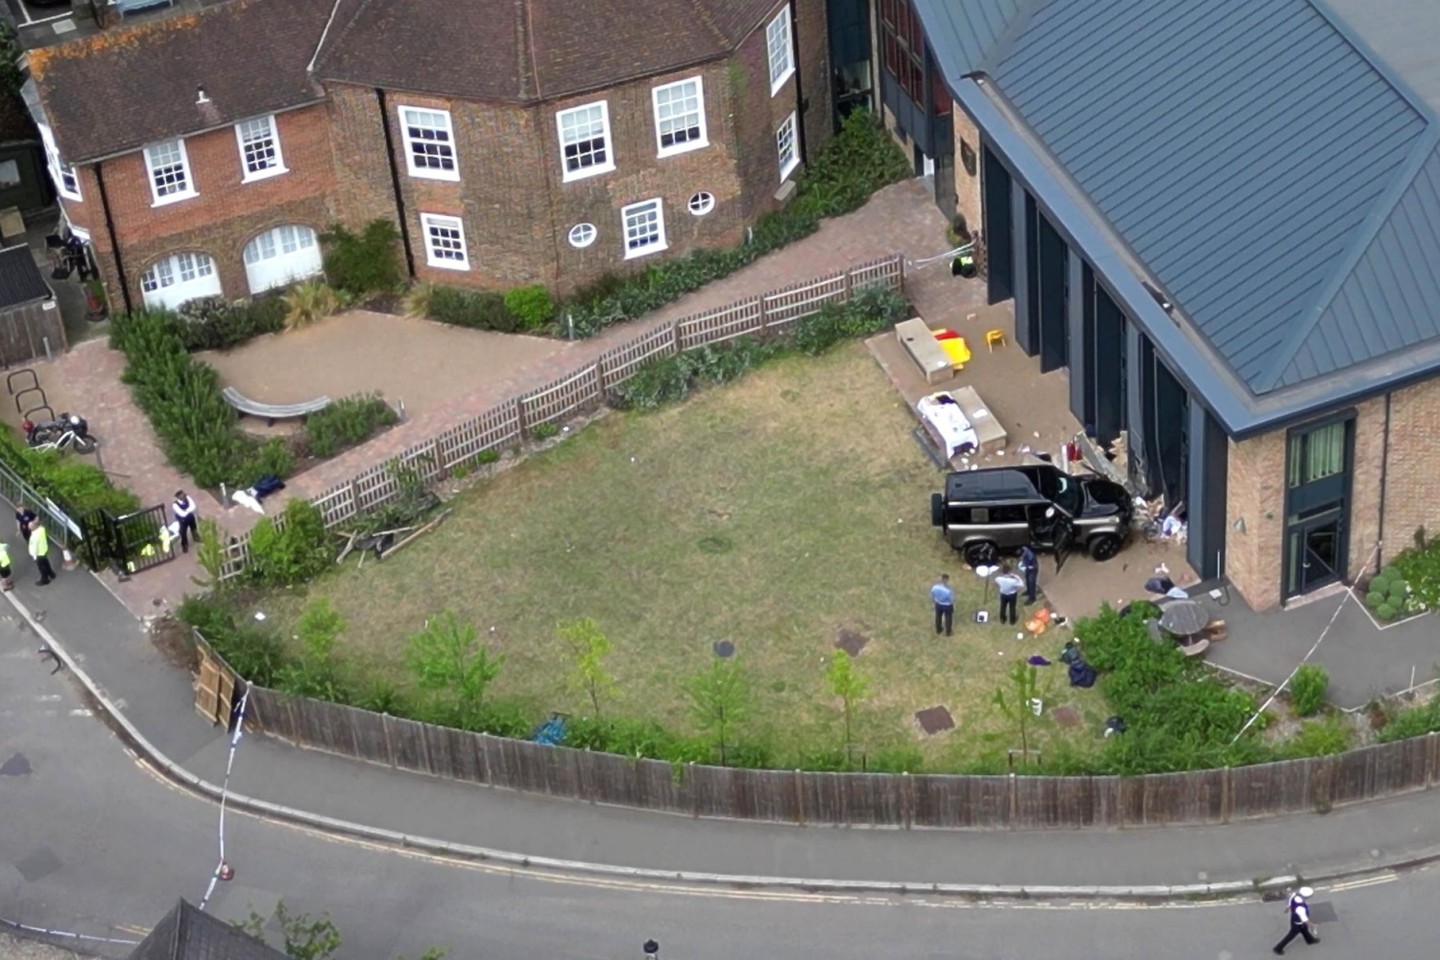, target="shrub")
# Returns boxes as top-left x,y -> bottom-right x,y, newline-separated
321,220 -> 402,297
1365,590 -> 1385,609
475,448 -> 501,465
790,286 -> 907,355
0,428 -> 139,516
1281,716 -> 1354,758
1392,539 -> 1440,609
281,281 -> 340,331
1289,664 -> 1329,717
109,309 -> 291,488
503,285 -> 556,331
174,295 -> 286,352
246,499 -> 331,587
1378,602 -> 1398,621
427,286 -> 520,332
1388,579 -> 1409,603
303,393 -> 398,458
531,422 -> 561,441
176,594 -> 288,688
403,282 -> 435,319
1378,697 -> 1440,743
